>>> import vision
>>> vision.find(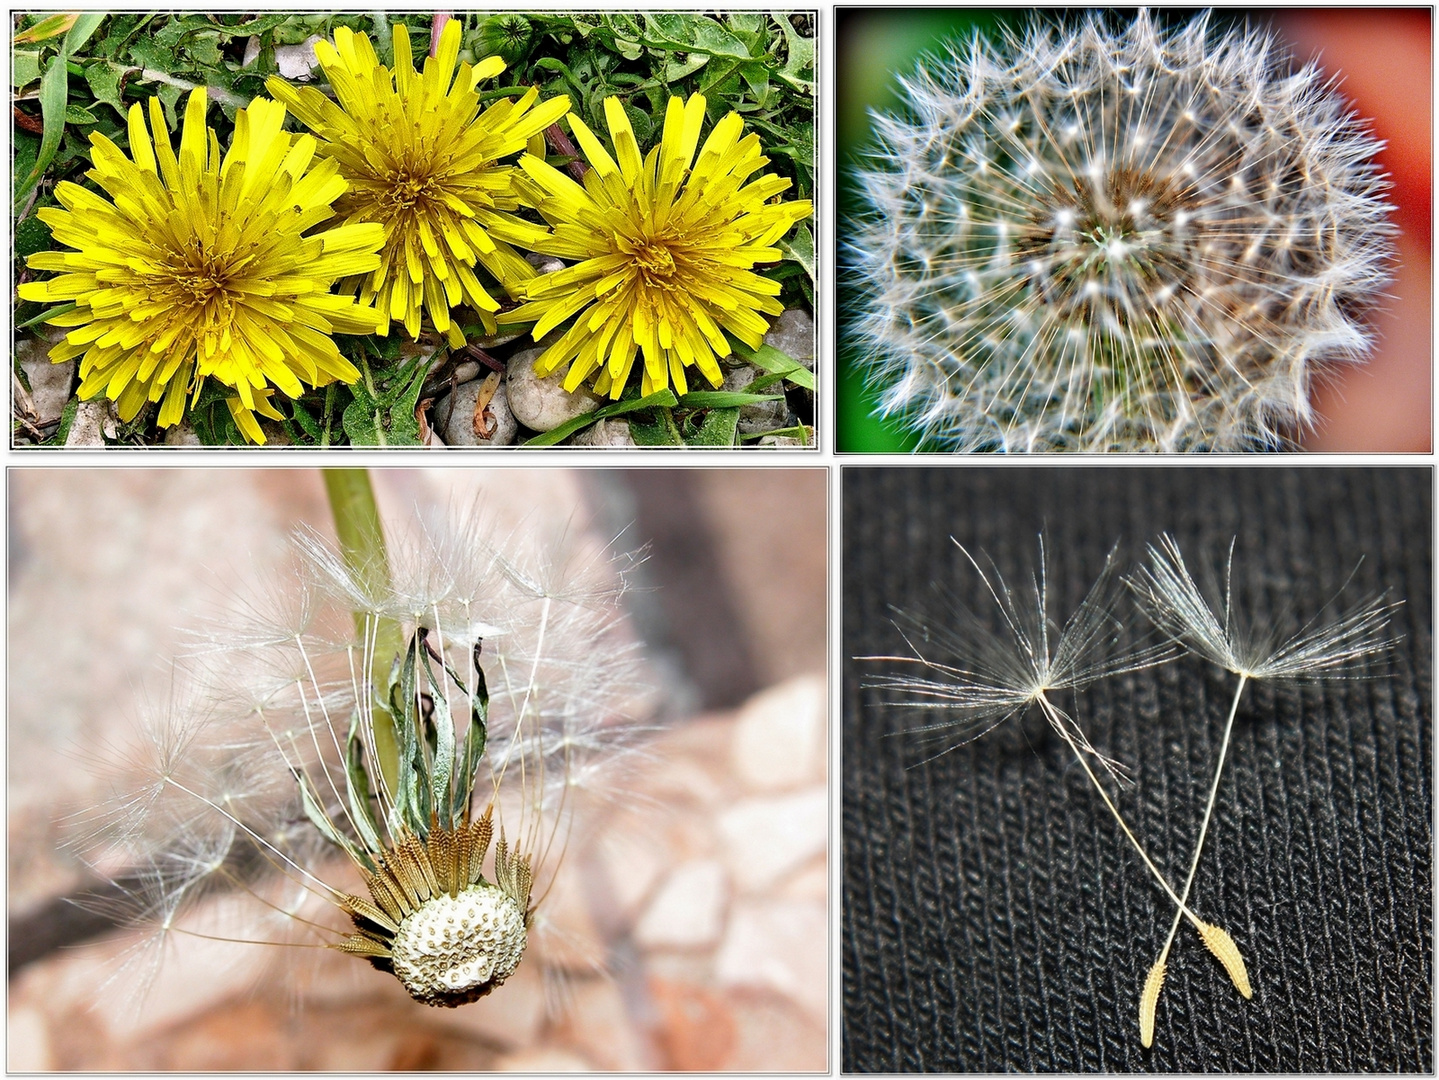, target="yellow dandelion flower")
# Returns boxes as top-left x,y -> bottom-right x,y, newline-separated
17,88 -> 386,444
266,21 -> 571,347
497,93 -> 813,399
